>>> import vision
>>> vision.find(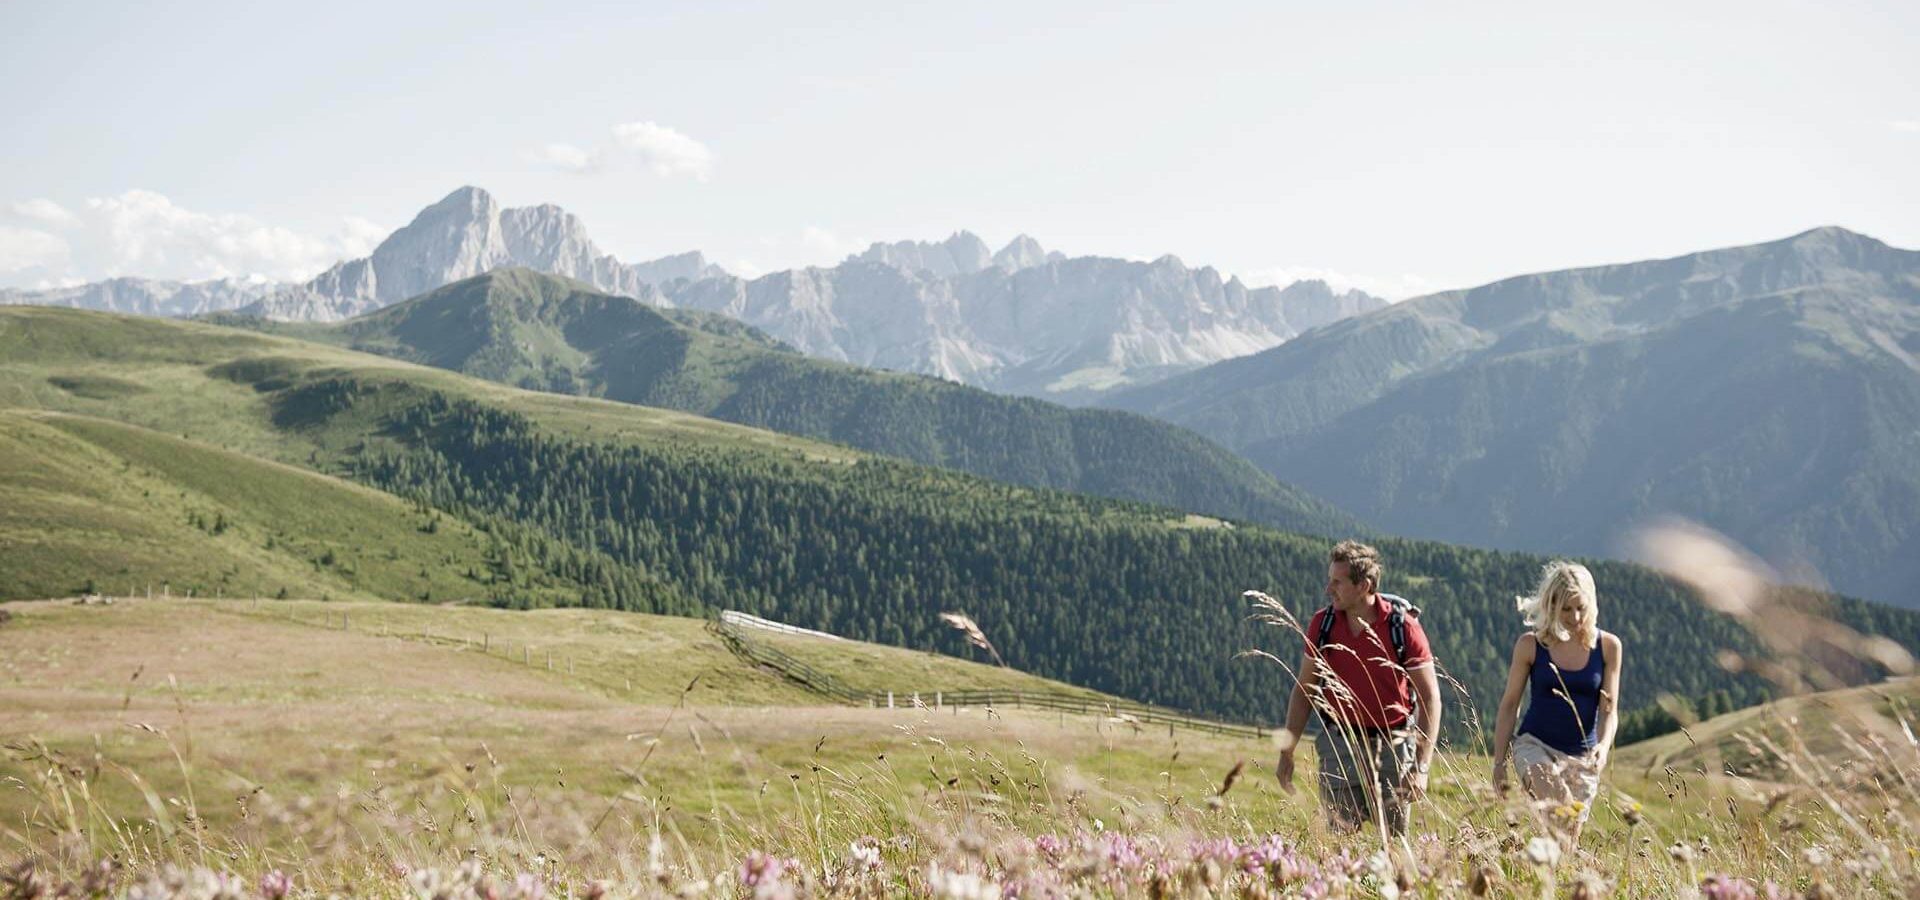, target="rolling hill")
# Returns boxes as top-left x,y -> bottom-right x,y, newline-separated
215,267 -> 1359,538
1105,226 -> 1920,607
